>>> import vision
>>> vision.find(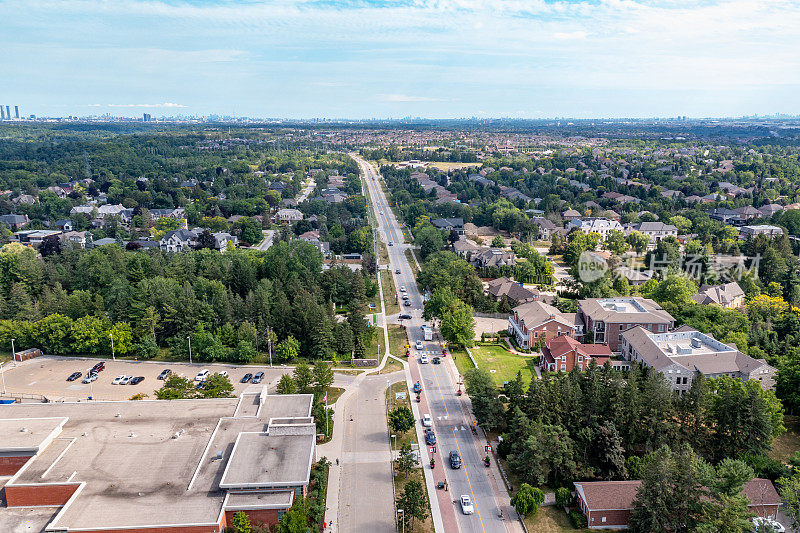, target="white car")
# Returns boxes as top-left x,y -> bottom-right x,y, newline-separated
82,373 -> 97,384
217,371 -> 228,377
119,375 -> 133,385
112,375 -> 126,385
422,413 -> 432,427
195,369 -> 209,382
752,517 -> 785,532
400,286 -> 406,292
415,340 -> 424,350
460,495 -> 474,515
420,354 -> 429,364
